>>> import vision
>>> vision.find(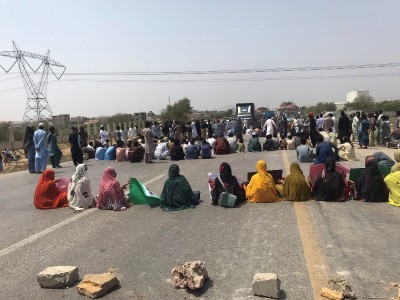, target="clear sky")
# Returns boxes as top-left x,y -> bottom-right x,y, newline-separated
1,0 -> 399,121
